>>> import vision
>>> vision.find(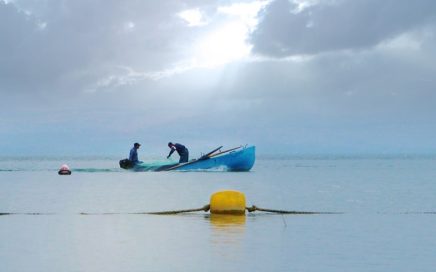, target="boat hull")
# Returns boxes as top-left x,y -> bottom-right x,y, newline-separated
175,146 -> 255,171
